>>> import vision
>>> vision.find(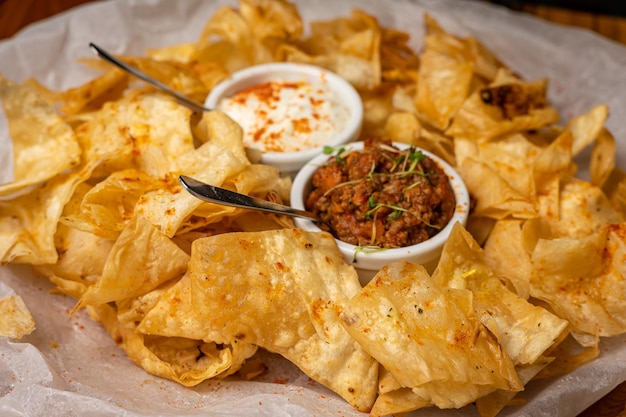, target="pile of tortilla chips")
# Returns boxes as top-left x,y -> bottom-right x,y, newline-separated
1,0 -> 625,416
